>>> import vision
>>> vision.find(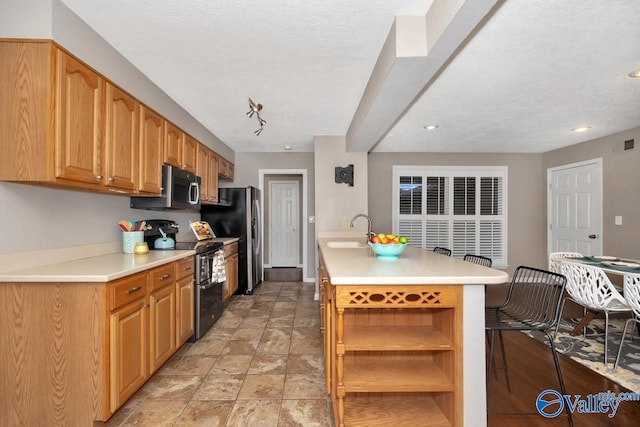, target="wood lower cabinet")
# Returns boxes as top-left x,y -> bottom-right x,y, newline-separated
110,296 -> 148,412
0,256 -> 195,425
222,242 -> 239,302
318,262 -> 332,395
329,284 -> 462,427
175,256 -> 195,346
149,282 -> 176,372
